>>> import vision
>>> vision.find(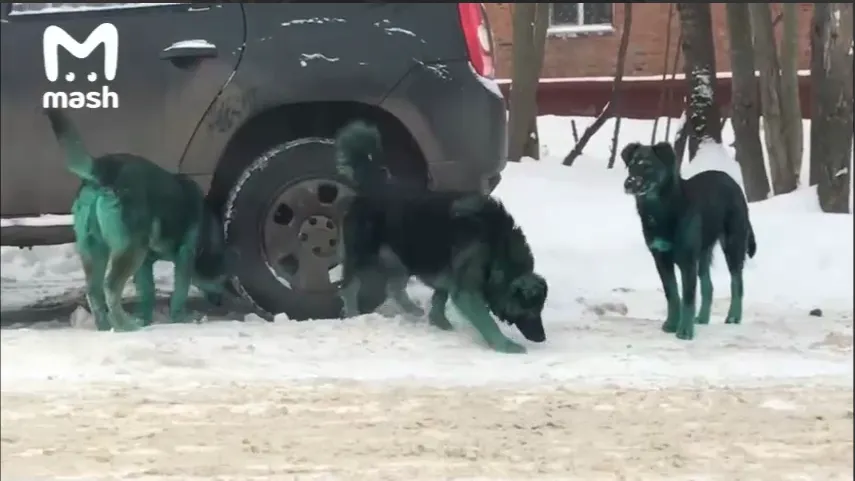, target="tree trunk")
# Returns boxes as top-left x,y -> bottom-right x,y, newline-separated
780,3 -> 804,184
677,3 -> 722,160
811,3 -> 853,213
508,4 -> 547,163
726,3 -> 770,202
750,3 -> 798,195
508,3 -> 549,162
522,3 -> 551,160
